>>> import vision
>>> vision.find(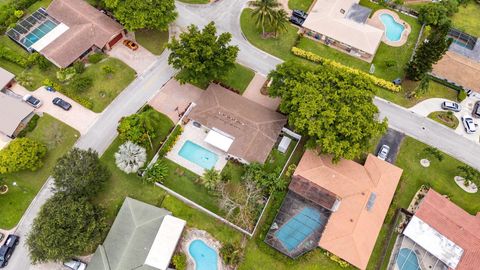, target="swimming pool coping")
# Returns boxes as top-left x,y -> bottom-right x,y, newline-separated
369,9 -> 411,47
